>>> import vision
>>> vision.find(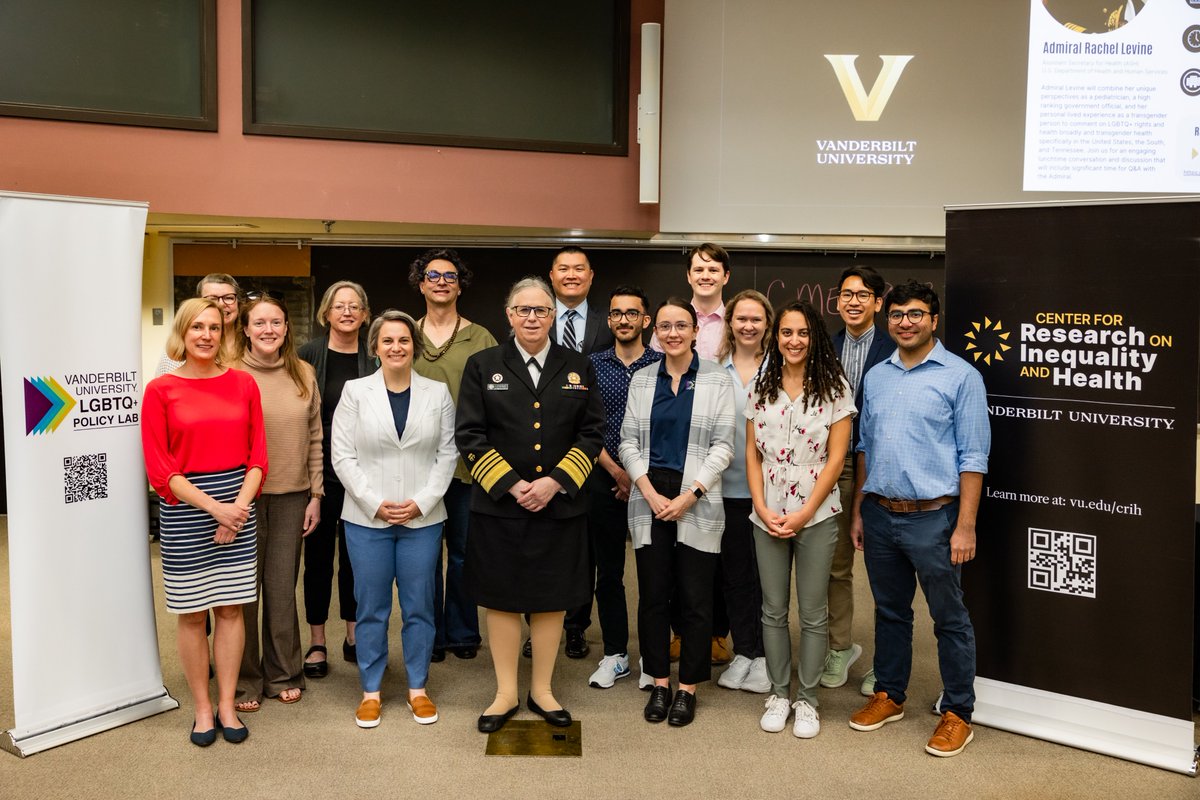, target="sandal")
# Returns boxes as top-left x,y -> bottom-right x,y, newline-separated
235,699 -> 261,713
276,688 -> 302,704
304,644 -> 329,679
